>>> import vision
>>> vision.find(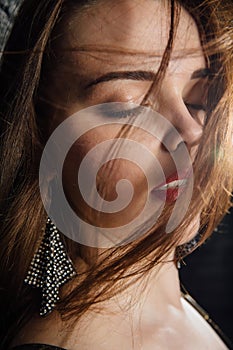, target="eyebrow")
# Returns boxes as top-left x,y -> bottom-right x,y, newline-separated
85,71 -> 156,88
85,68 -> 211,89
